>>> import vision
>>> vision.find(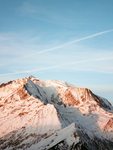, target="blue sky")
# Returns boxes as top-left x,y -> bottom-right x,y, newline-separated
0,0 -> 113,104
